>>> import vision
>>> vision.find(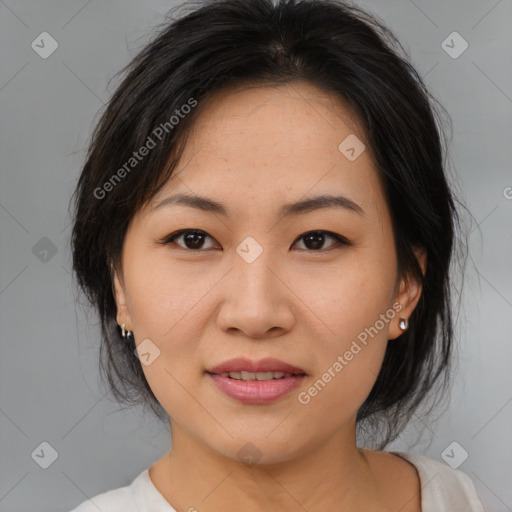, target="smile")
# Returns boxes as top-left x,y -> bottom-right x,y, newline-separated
218,371 -> 297,381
